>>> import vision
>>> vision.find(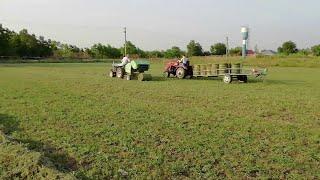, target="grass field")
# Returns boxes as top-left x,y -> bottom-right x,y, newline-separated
0,59 -> 320,179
